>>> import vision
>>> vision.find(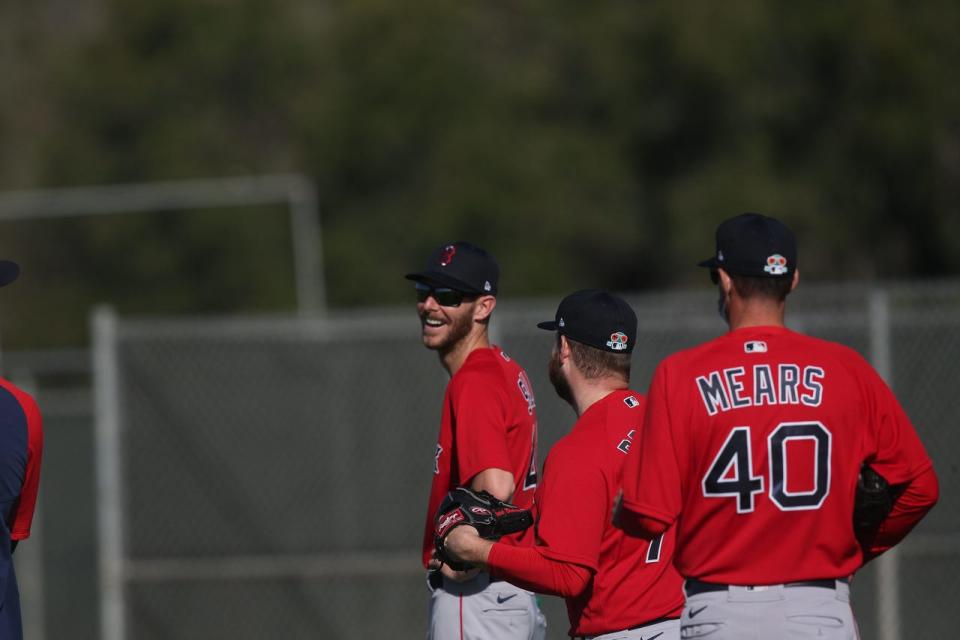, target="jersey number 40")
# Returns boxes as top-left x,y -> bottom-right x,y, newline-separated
702,422 -> 831,513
